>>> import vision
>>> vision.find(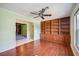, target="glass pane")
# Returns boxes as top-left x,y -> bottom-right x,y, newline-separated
76,14 -> 79,48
